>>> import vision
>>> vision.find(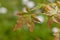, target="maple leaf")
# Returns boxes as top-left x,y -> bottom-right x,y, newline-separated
13,8 -> 41,32
13,3 -> 45,32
